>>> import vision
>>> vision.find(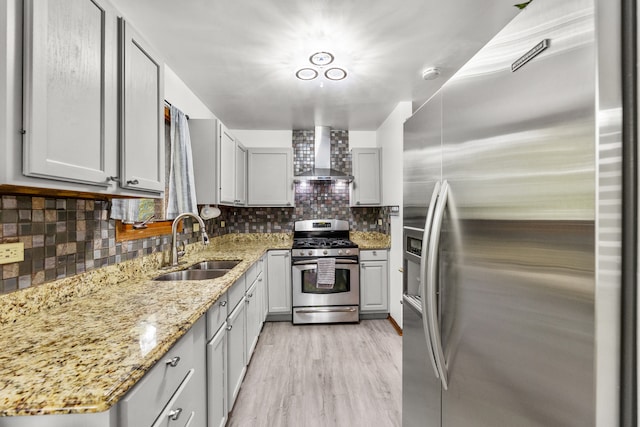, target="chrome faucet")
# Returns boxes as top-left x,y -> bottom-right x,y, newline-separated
170,212 -> 210,266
